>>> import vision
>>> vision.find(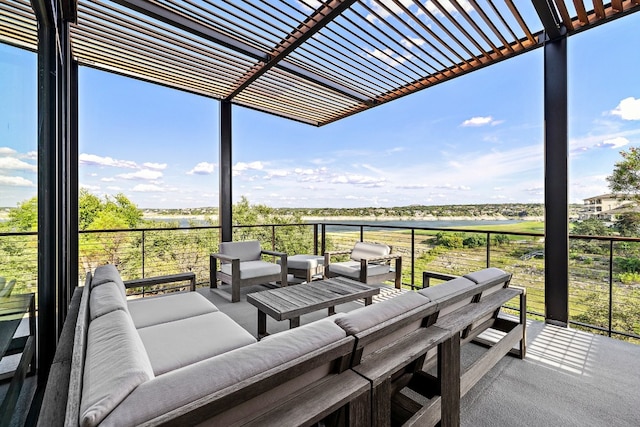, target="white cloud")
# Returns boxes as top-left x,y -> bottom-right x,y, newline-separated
435,184 -> 471,191
235,161 -> 264,171
426,0 -> 473,16
265,169 -> 290,179
331,174 -> 386,187
101,177 -> 115,182
598,137 -> 629,149
106,186 -> 121,191
117,170 -> 163,180
143,162 -> 167,171
79,153 -> 138,169
187,162 -> 215,175
25,151 -> 37,160
611,97 -> 640,120
0,147 -> 17,155
0,157 -> 37,172
0,175 -> 34,187
366,48 -> 413,68
132,184 -> 164,192
462,116 -> 500,127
